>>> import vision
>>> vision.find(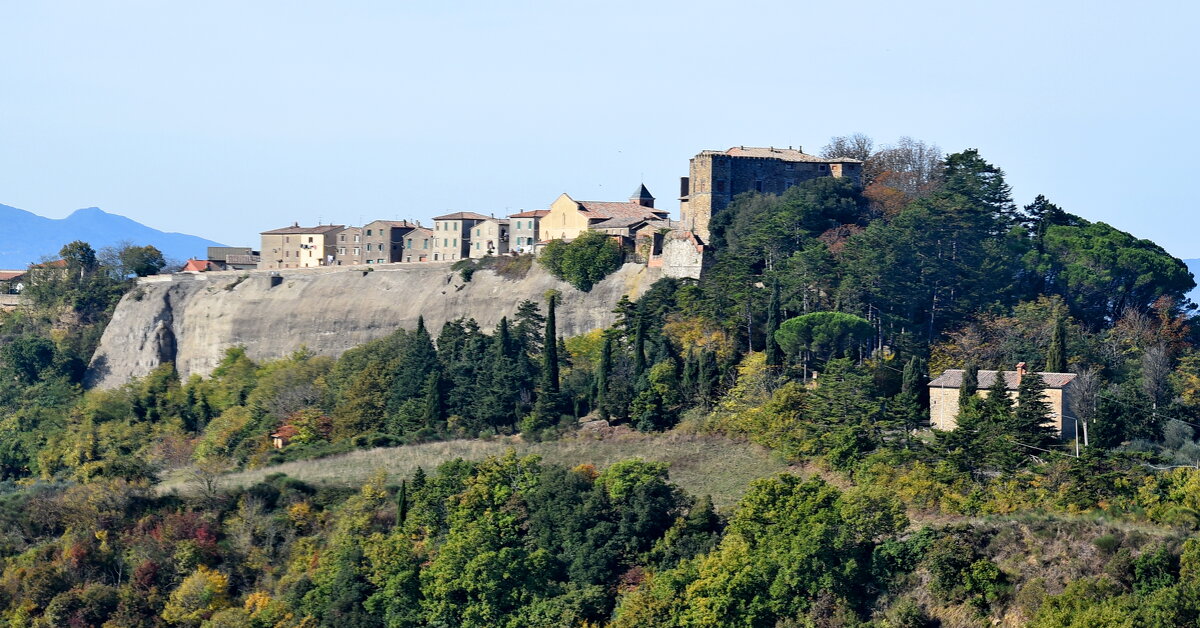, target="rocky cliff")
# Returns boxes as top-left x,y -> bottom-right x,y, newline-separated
86,262 -> 664,389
